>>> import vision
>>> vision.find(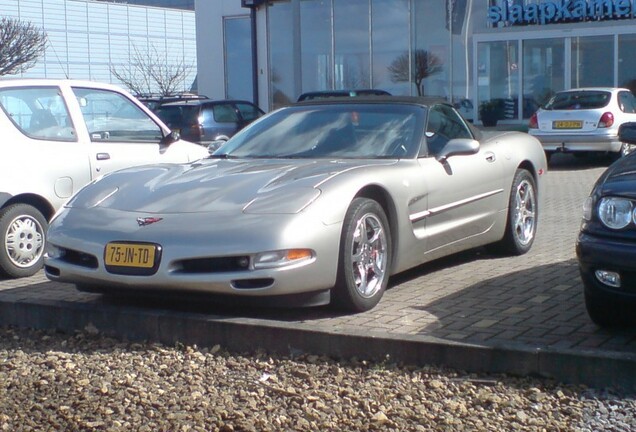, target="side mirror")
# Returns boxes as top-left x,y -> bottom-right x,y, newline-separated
435,138 -> 480,163
618,122 -> 636,145
160,130 -> 180,145
207,139 -> 227,154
